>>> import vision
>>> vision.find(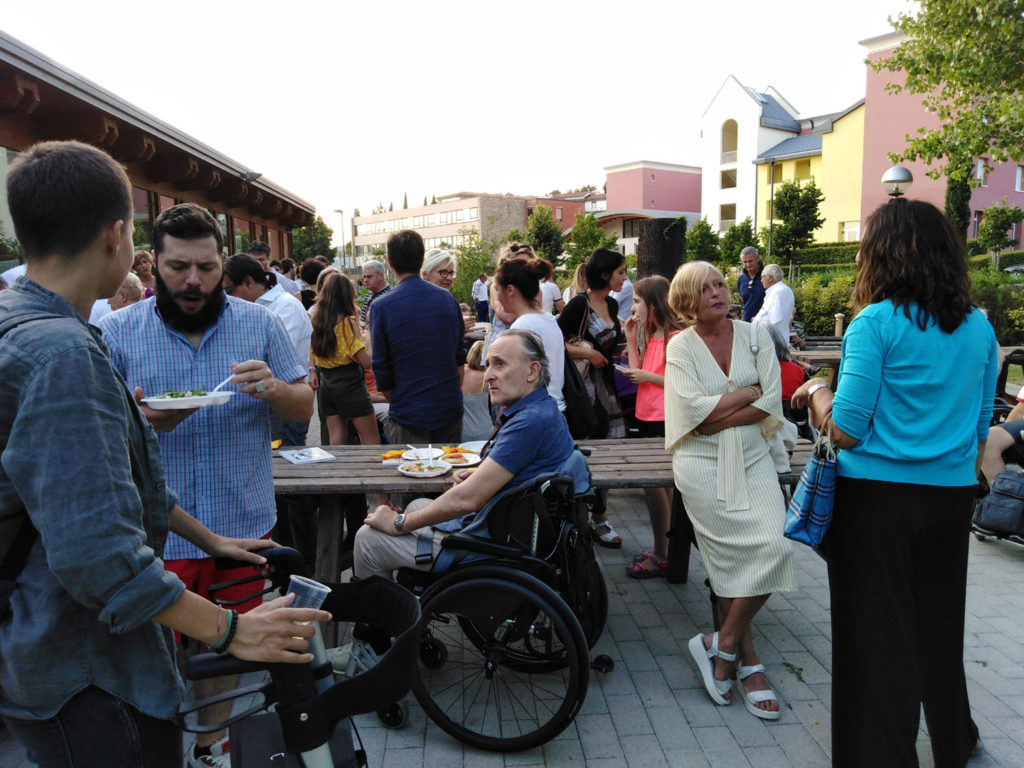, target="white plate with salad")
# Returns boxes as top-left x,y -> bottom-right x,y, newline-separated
141,390 -> 234,410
